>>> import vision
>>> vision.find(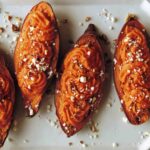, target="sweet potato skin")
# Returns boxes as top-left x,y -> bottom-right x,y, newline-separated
0,56 -> 15,147
55,24 -> 105,137
14,2 -> 59,116
114,18 -> 150,125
